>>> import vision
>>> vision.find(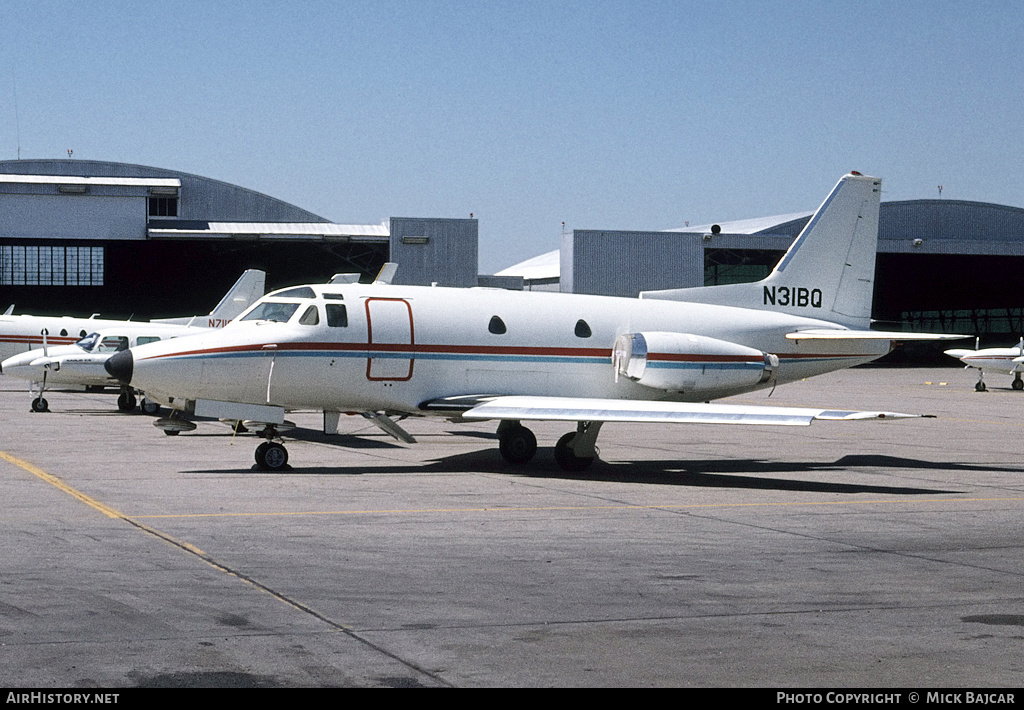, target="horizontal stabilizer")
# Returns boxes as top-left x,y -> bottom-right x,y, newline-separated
786,329 -> 968,341
462,395 -> 923,427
